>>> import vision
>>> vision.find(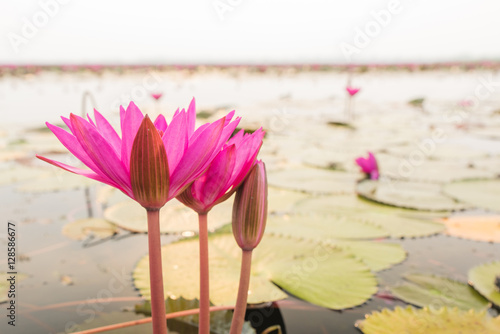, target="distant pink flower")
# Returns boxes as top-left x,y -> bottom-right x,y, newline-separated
355,152 -> 379,180
458,100 -> 473,107
232,160 -> 267,251
177,128 -> 265,214
152,93 -> 163,101
36,98 -> 240,203
346,86 -> 360,96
